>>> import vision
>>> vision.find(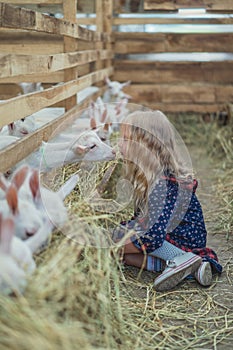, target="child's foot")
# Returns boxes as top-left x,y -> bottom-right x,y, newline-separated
194,261 -> 212,286
153,253 -> 202,292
